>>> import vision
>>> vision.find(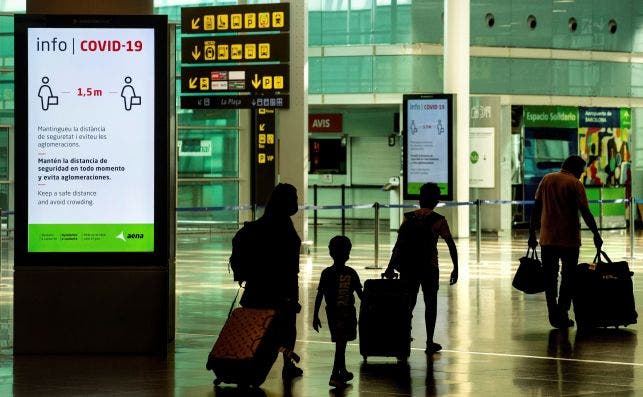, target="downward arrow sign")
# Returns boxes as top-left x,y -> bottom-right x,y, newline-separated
251,74 -> 261,89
